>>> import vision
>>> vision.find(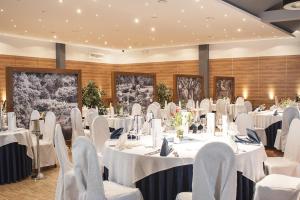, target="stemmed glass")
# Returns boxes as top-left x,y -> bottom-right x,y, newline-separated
200,117 -> 206,133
